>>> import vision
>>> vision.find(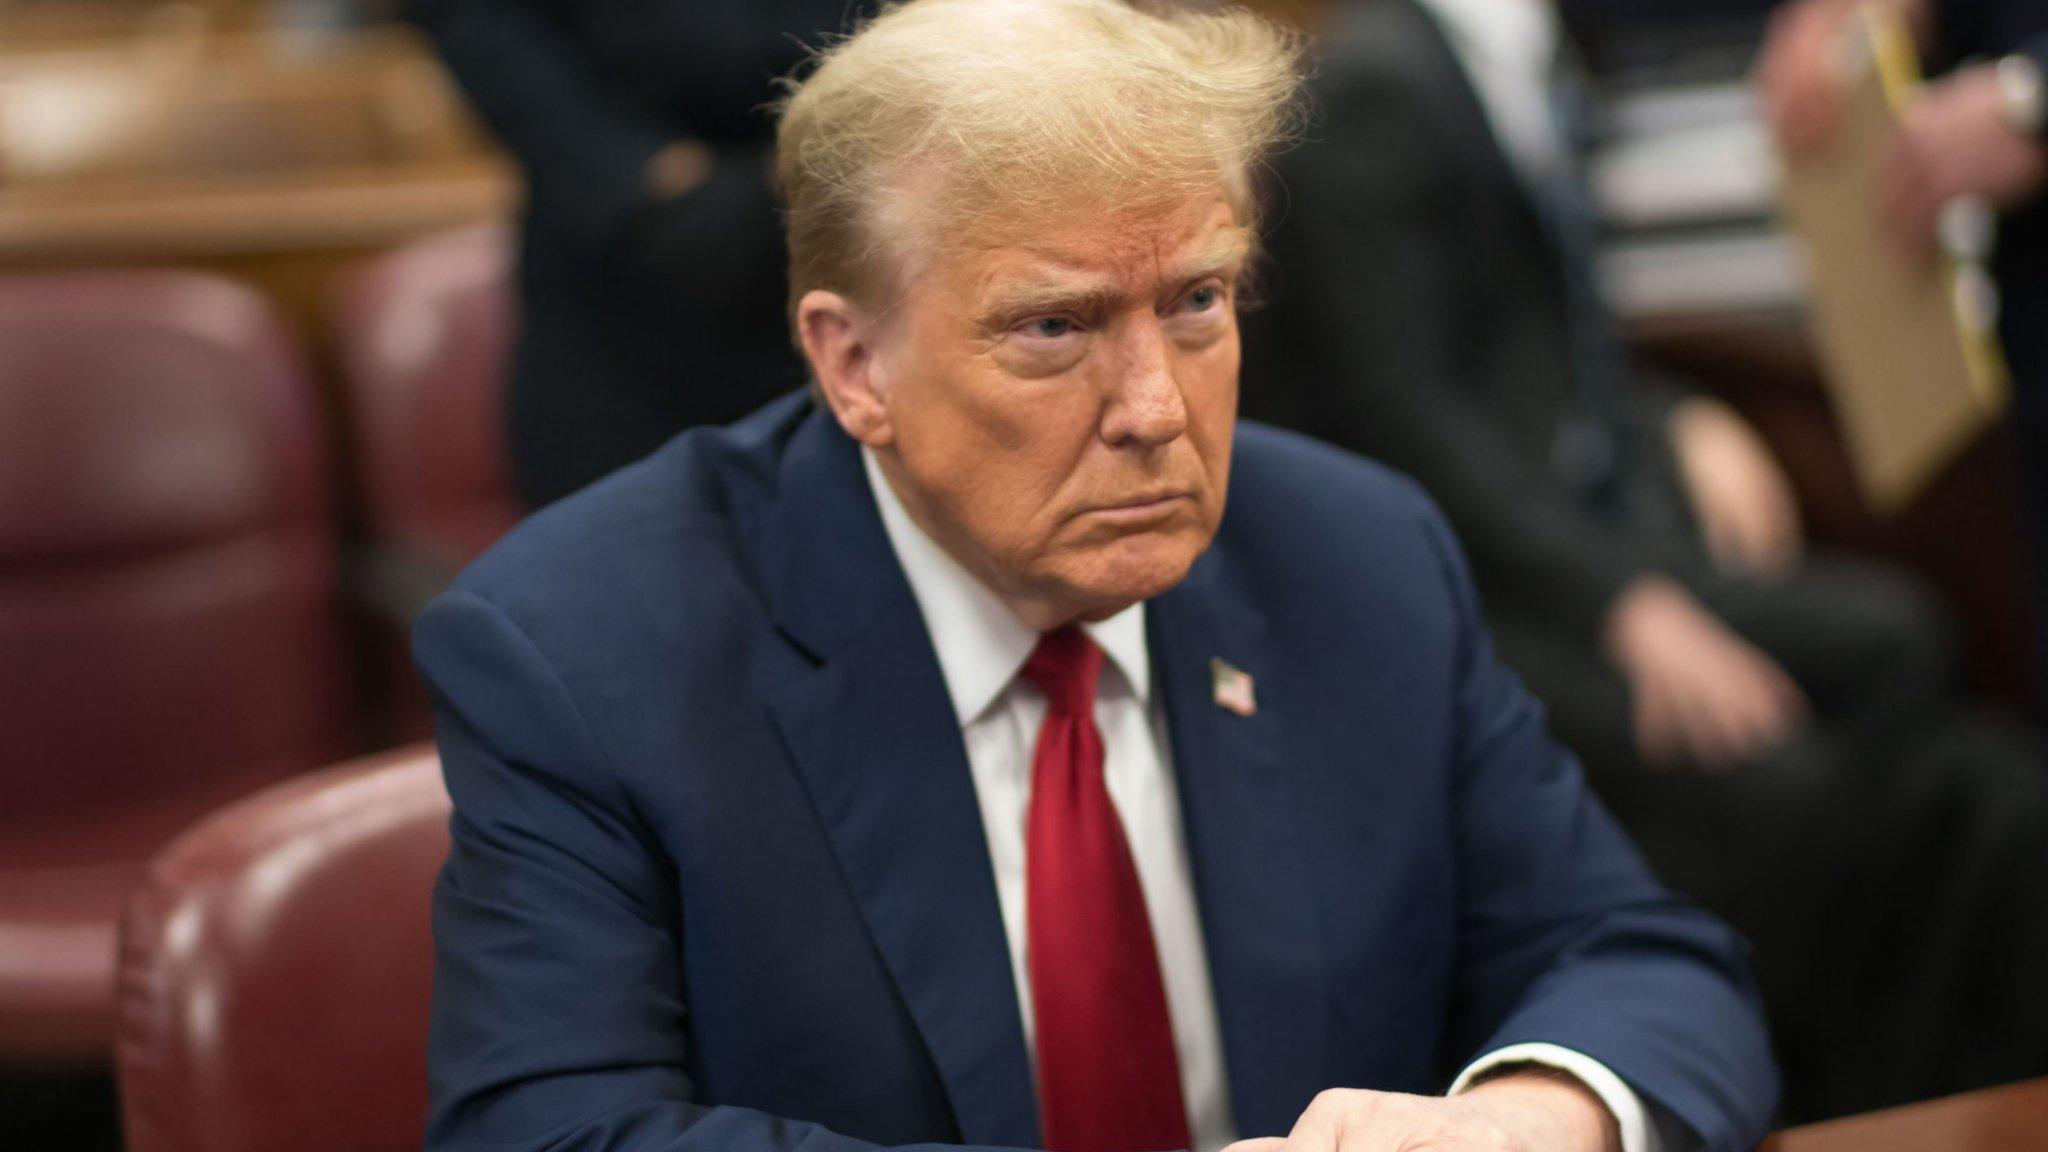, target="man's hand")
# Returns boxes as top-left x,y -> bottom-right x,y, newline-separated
1669,397 -> 1803,579
1220,1073 -> 1619,1152
1602,577 -> 1808,770
1756,0 -> 1931,160
1757,0 -> 1862,159
1882,64 -> 2048,262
